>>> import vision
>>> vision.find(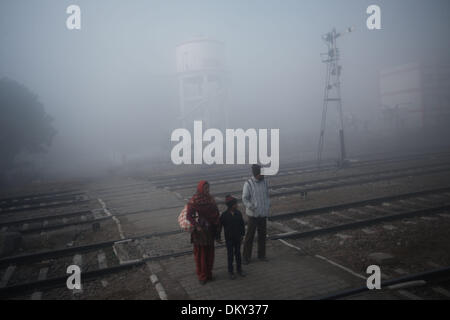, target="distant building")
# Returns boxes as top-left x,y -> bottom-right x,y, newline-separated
380,62 -> 450,129
176,37 -> 228,130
